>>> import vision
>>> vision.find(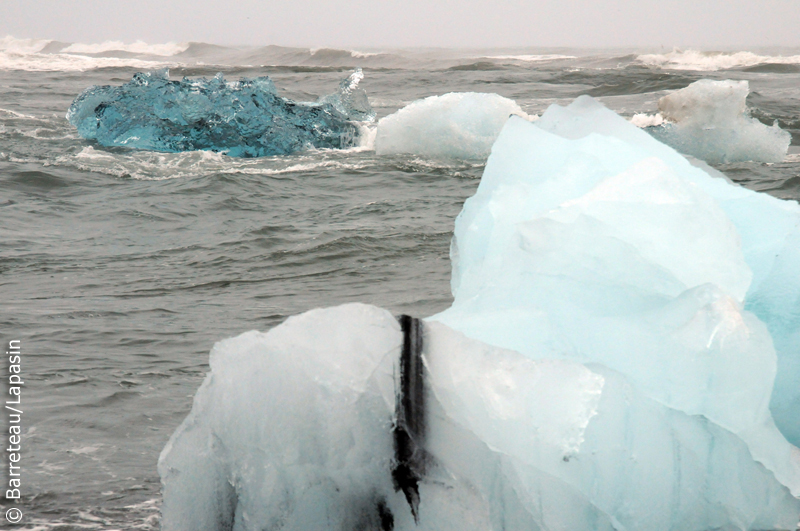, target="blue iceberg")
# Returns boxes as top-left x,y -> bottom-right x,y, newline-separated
159,97 -> 800,531
66,69 -> 373,157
